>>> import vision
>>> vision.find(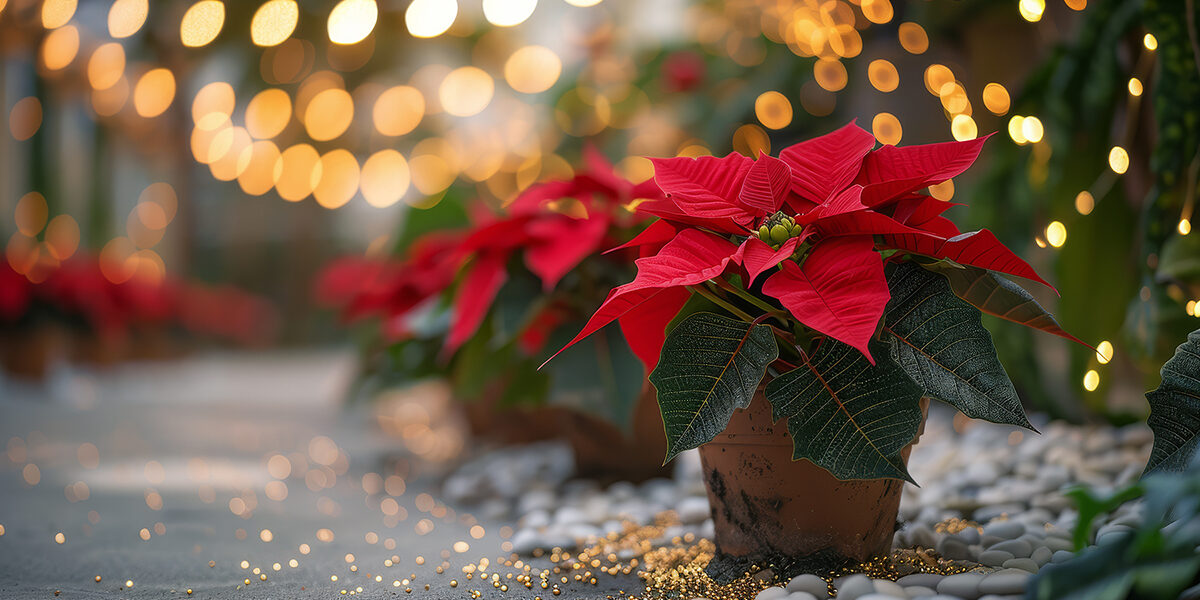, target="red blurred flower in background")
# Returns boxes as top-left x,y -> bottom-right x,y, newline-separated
1,255 -> 277,347
316,148 -> 663,359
